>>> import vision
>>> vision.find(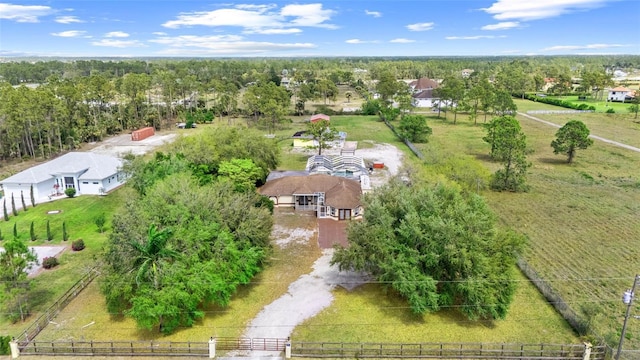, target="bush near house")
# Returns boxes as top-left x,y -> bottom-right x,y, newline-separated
72,239 -> 85,251
42,257 -> 59,269
64,188 -> 77,198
